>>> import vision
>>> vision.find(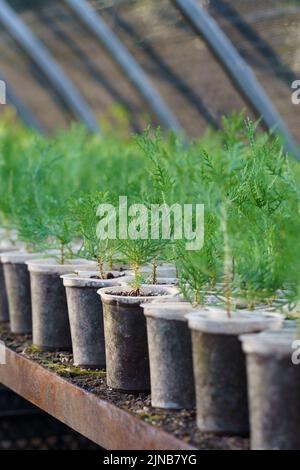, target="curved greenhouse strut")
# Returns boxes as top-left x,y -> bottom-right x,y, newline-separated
209,0 -> 298,89
0,74 -> 45,133
172,0 -> 300,161
63,0 -> 183,134
0,0 -> 100,133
